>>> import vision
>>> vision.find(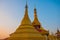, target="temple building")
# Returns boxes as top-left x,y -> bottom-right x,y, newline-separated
7,2 -> 58,40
